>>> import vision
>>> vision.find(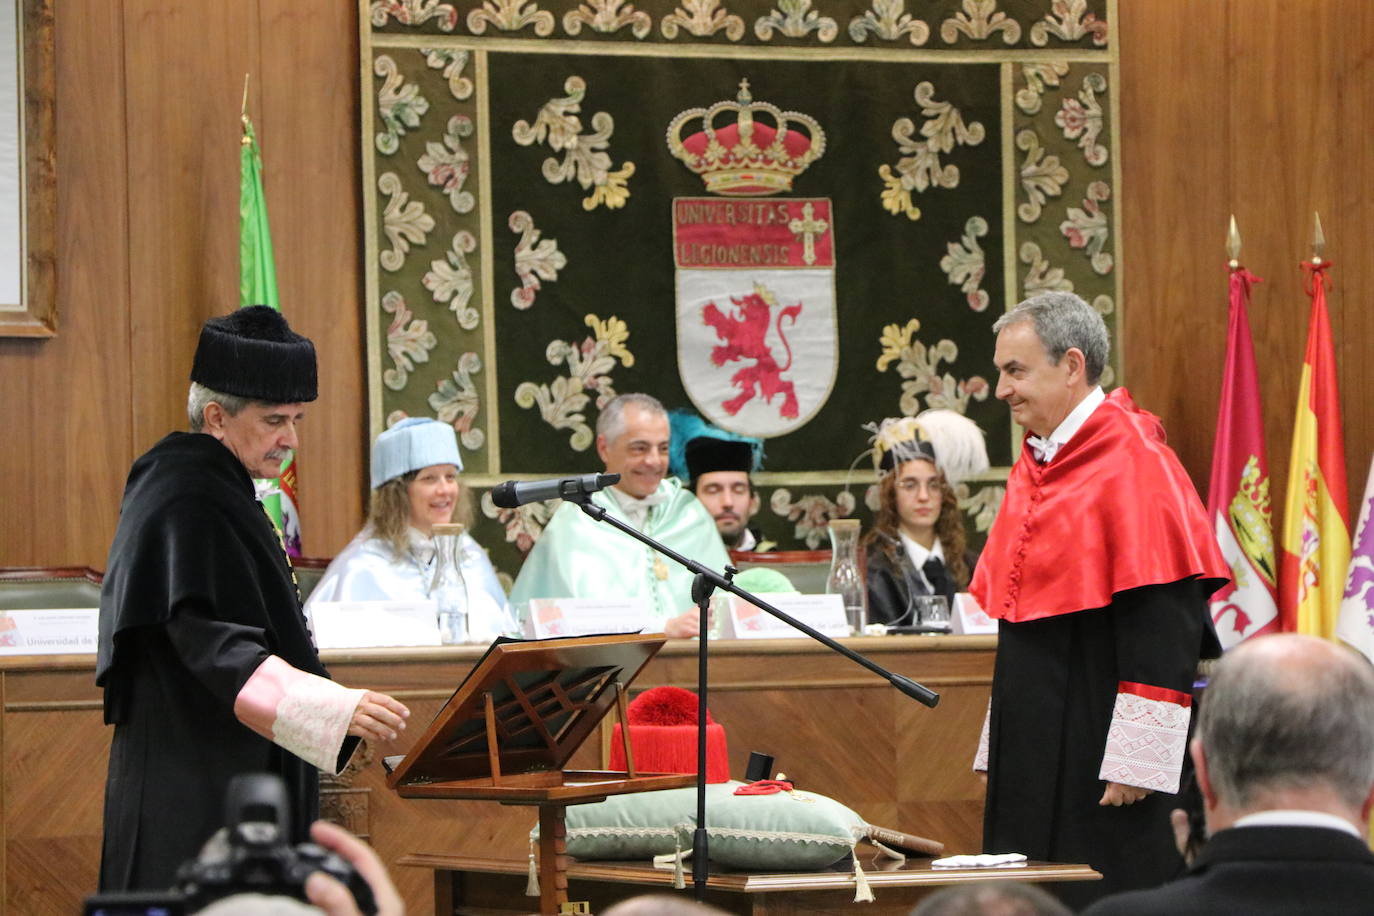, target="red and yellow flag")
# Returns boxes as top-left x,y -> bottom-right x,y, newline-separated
1206,265 -> 1278,648
1278,260 -> 1349,635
